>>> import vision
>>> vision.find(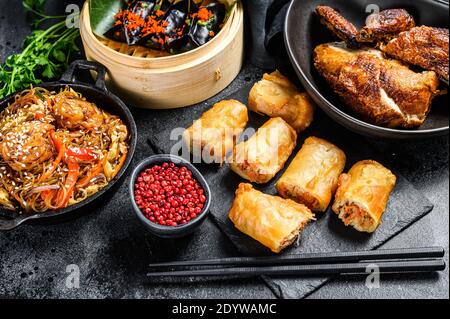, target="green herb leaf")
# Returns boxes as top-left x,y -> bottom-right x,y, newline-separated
42,64 -> 55,78
23,0 -> 47,15
0,15 -> 80,98
90,0 -> 124,37
52,49 -> 66,63
35,56 -> 48,65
